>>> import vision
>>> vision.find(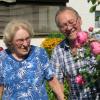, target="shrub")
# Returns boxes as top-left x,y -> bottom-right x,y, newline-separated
41,32 -> 64,57
41,38 -> 62,57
